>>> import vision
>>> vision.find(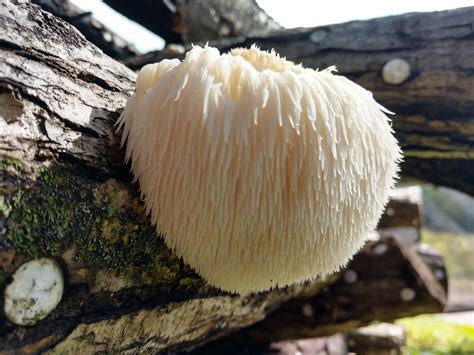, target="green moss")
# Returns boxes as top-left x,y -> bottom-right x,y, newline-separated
0,196 -> 12,218
1,165 -> 201,287
0,158 -> 25,173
